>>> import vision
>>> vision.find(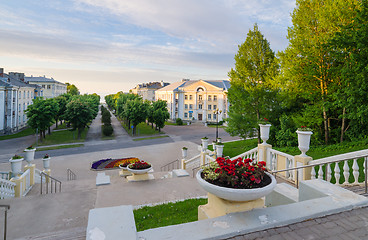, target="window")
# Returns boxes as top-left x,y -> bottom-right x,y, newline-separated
19,104 -> 20,111
213,114 -> 217,120
208,95 -> 211,101
208,105 -> 212,110
47,85 -> 51,89
23,103 -> 25,111
189,104 -> 193,109
24,91 -> 26,98
213,105 -> 217,110
198,95 -> 202,100
185,104 -> 188,109
189,112 -> 193,118
42,85 -> 45,88
19,91 -> 21,99
199,104 -> 202,109
208,114 -> 211,120
184,112 -> 188,118
27,91 -> 29,98
213,95 -> 217,101
189,95 -> 193,100
185,95 -> 188,100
